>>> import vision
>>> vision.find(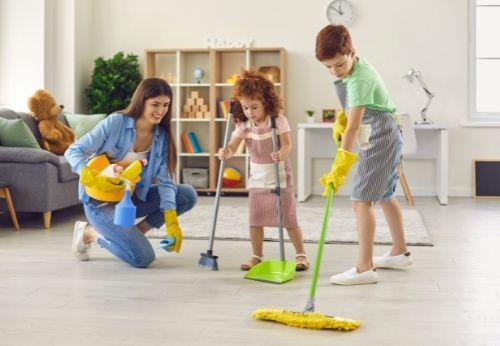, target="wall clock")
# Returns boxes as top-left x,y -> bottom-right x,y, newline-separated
326,0 -> 355,27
